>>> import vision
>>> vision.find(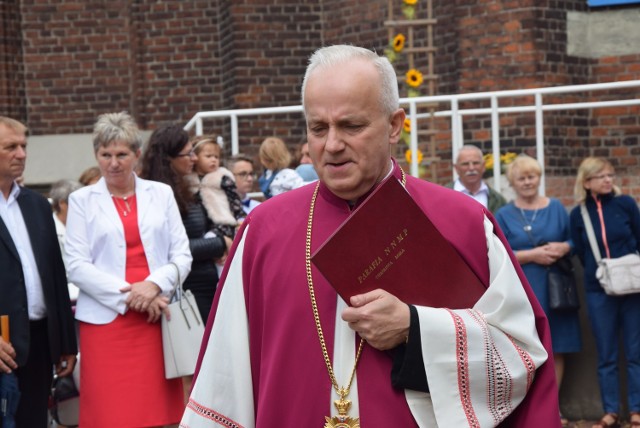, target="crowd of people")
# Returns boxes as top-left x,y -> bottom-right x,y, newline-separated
0,44 -> 639,428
